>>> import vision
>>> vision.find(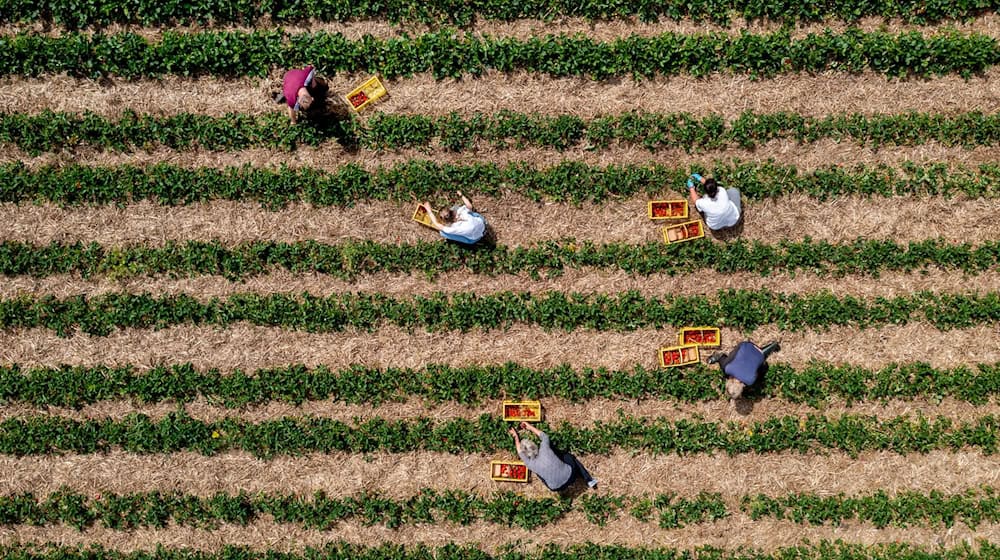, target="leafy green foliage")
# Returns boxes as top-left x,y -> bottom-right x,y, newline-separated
3,360 -> 1000,409
3,160 -> 998,207
0,29 -> 996,78
0,290 -> 997,337
12,110 -> 1000,154
1,238 -> 998,281
0,541 -> 997,560
0,411 -> 998,457
2,0 -> 997,27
